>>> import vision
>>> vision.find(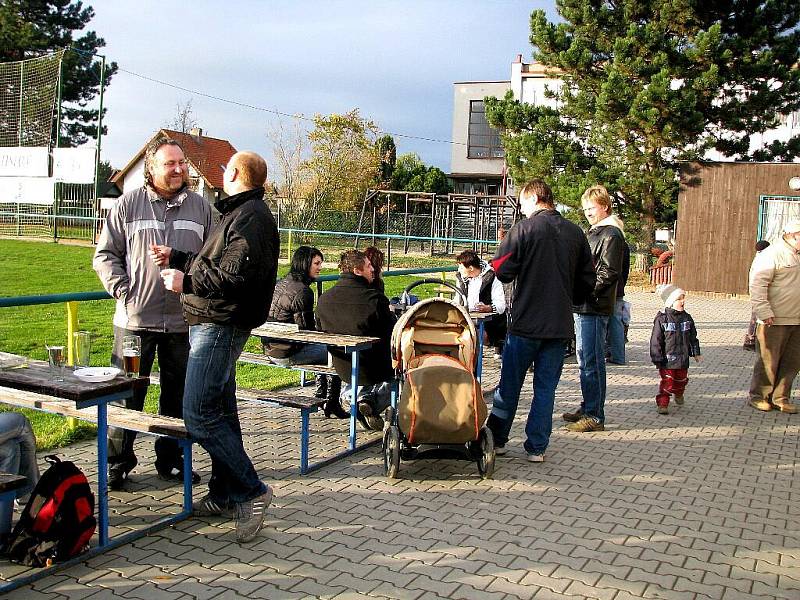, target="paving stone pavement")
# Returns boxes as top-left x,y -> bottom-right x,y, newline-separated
2,290 -> 798,599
